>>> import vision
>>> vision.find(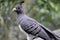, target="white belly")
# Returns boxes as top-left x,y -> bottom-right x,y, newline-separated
18,25 -> 35,40
18,25 -> 28,35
